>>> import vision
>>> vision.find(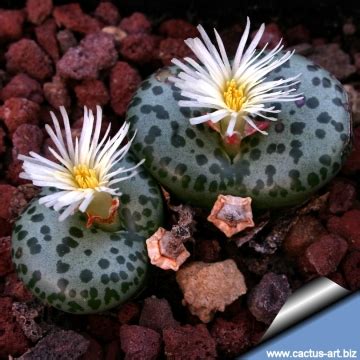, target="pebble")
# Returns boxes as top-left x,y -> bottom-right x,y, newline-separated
247,272 -> 291,324
328,179 -> 356,214
159,19 -> 198,39
0,236 -> 13,276
35,19 -> 60,62
94,2 -> 120,26
139,296 -> 179,333
119,12 -> 151,34
120,324 -> 161,360
176,260 -> 247,322
12,124 -> 44,158
158,38 -> 194,66
74,79 -> 109,110
342,250 -> 360,291
43,76 -> 71,109
118,302 -> 141,325
87,314 -> 119,342
163,324 -> 217,360
0,10 -> 25,42
26,0 -> 52,25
